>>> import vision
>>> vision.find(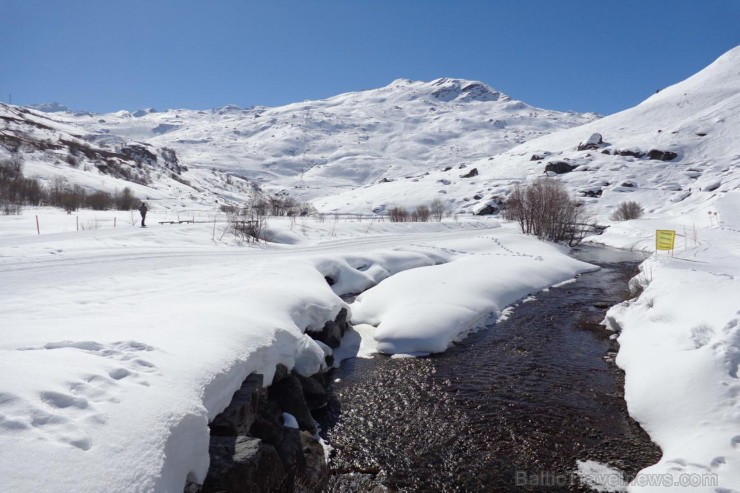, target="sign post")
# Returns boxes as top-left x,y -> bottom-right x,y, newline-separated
655,230 -> 676,256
